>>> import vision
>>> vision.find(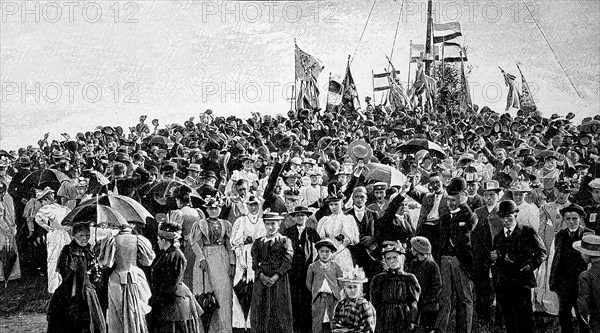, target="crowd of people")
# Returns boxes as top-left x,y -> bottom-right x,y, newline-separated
0,102 -> 599,333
